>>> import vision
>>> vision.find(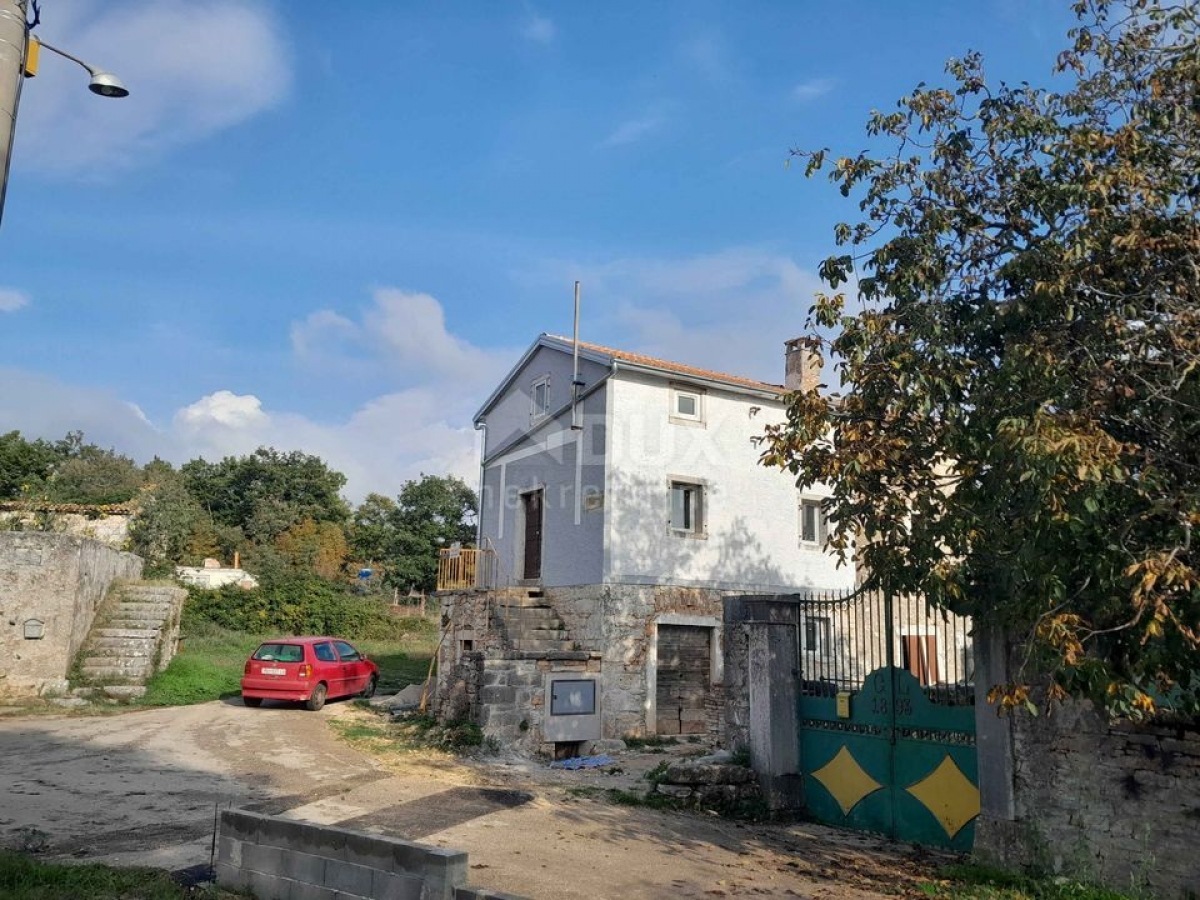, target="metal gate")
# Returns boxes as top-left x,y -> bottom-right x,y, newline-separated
797,589 -> 979,850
